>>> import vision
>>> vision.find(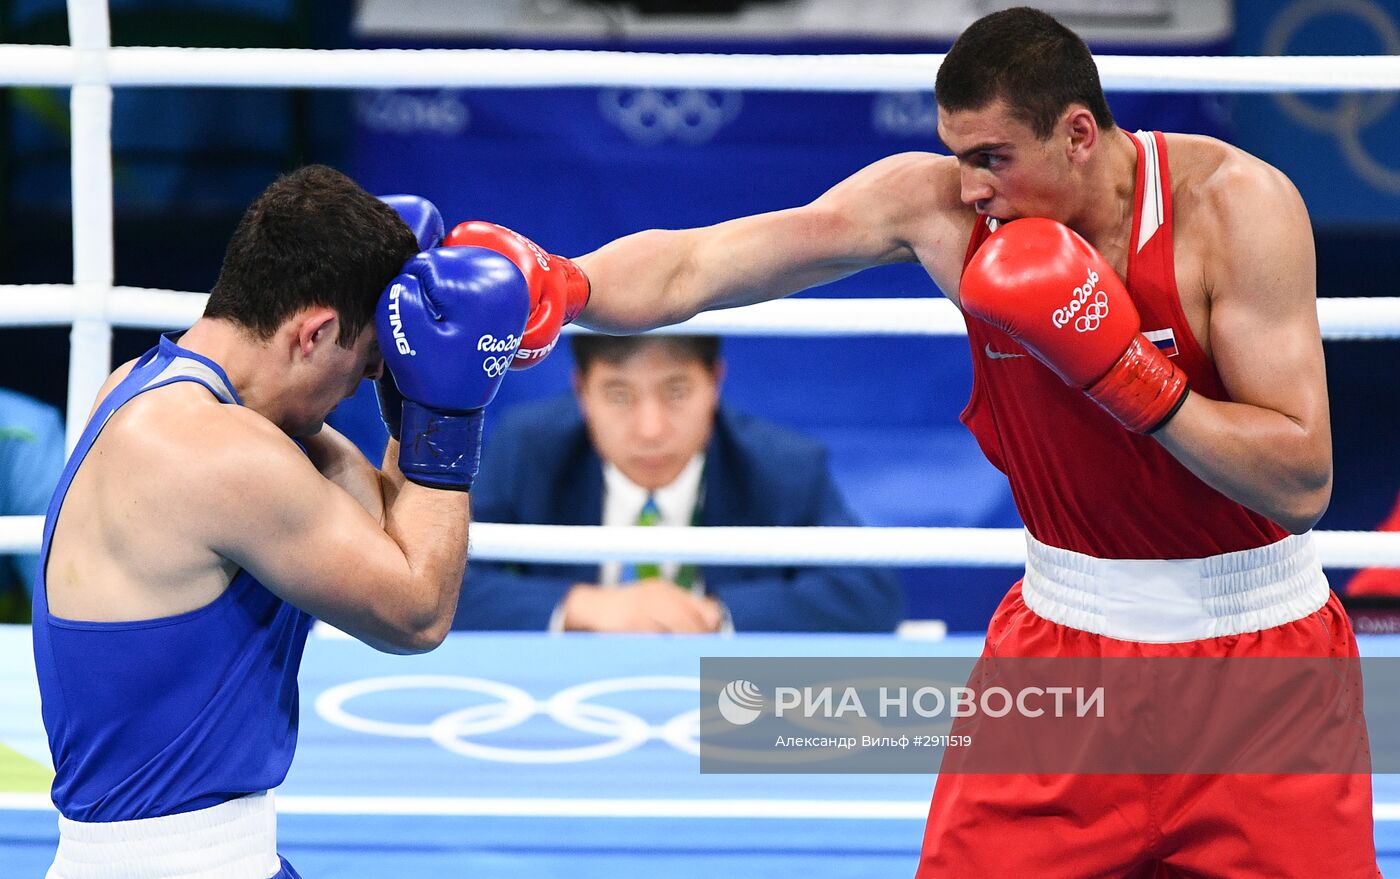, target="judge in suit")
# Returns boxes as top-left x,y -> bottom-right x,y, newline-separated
455,334 -> 903,633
